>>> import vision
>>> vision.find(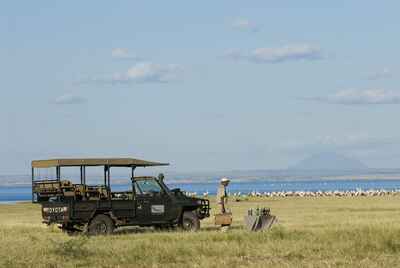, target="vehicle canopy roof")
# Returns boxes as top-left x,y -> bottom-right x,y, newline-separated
31,158 -> 169,168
